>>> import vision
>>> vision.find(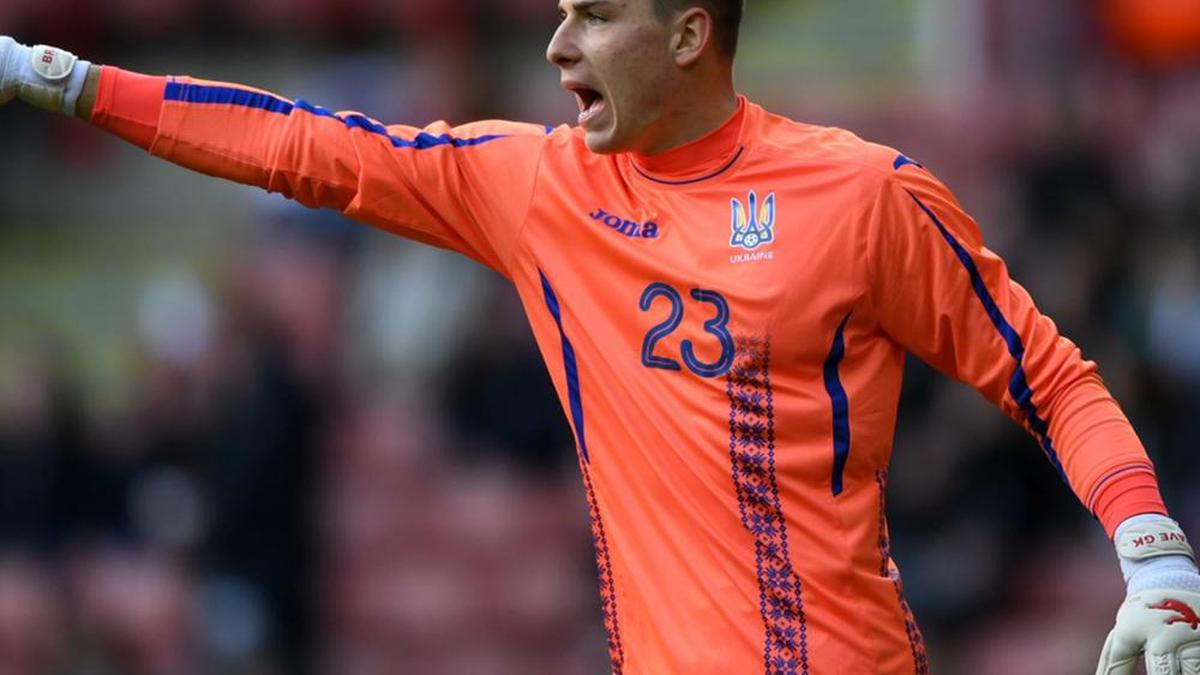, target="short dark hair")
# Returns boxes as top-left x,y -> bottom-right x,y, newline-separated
653,0 -> 744,58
